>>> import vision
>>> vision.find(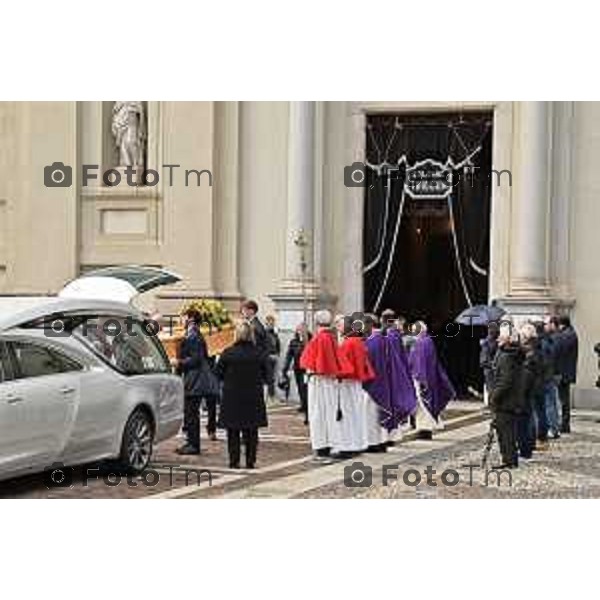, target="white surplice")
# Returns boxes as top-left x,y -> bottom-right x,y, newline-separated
307,375 -> 338,451
333,380 -> 368,452
413,379 -> 444,432
364,391 -> 388,446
